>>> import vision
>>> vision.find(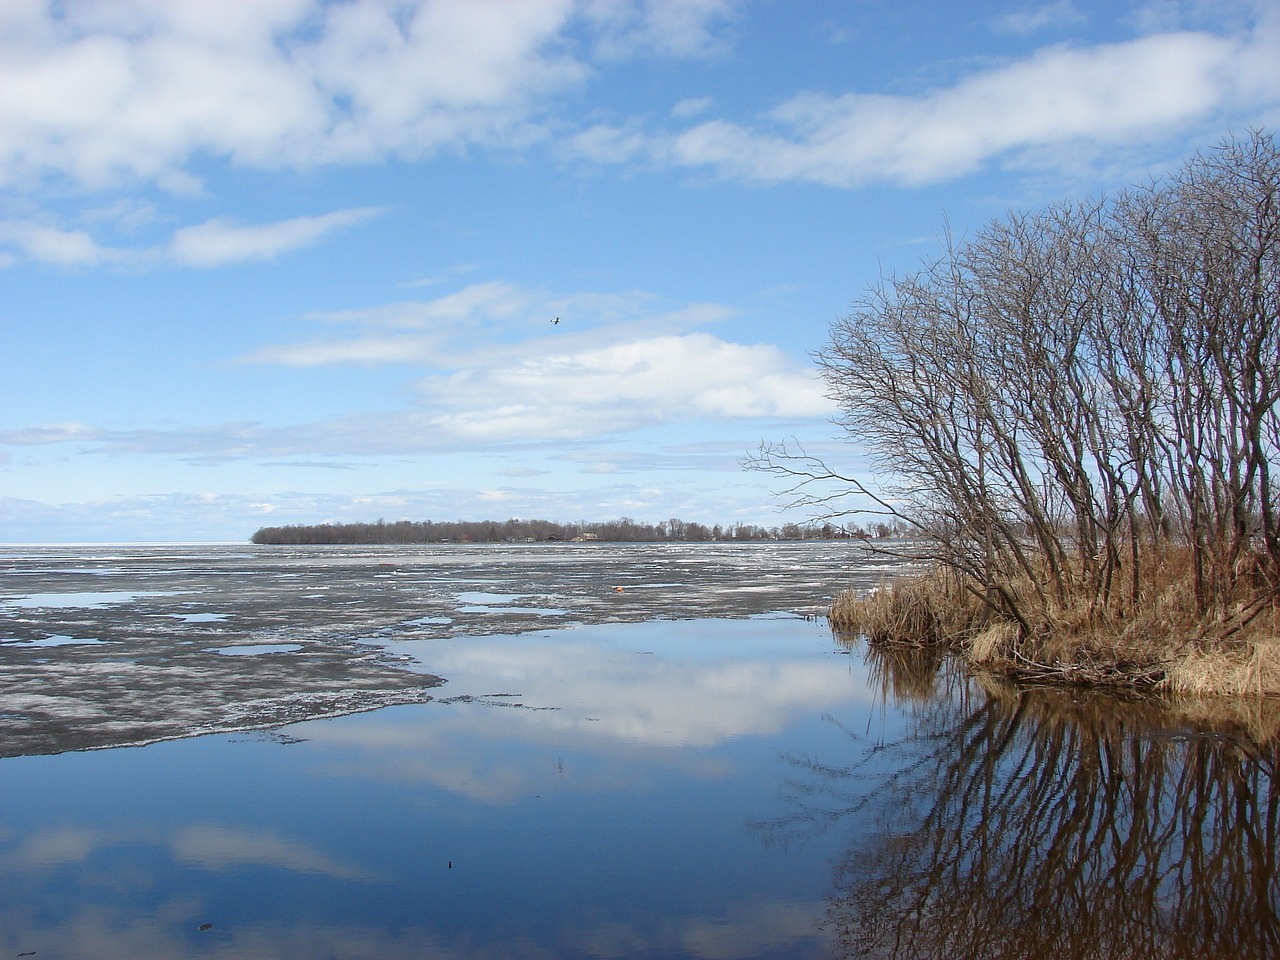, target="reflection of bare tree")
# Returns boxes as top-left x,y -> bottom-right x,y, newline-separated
857,634 -> 950,706
783,642 -> 1280,959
